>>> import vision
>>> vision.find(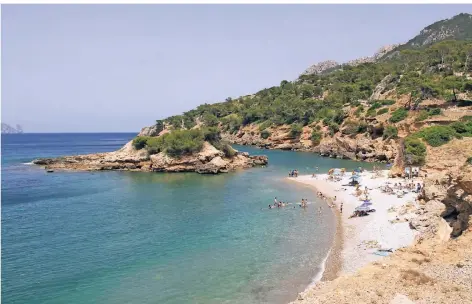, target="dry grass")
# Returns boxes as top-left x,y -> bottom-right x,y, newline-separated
400,269 -> 435,285
411,257 -> 431,265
